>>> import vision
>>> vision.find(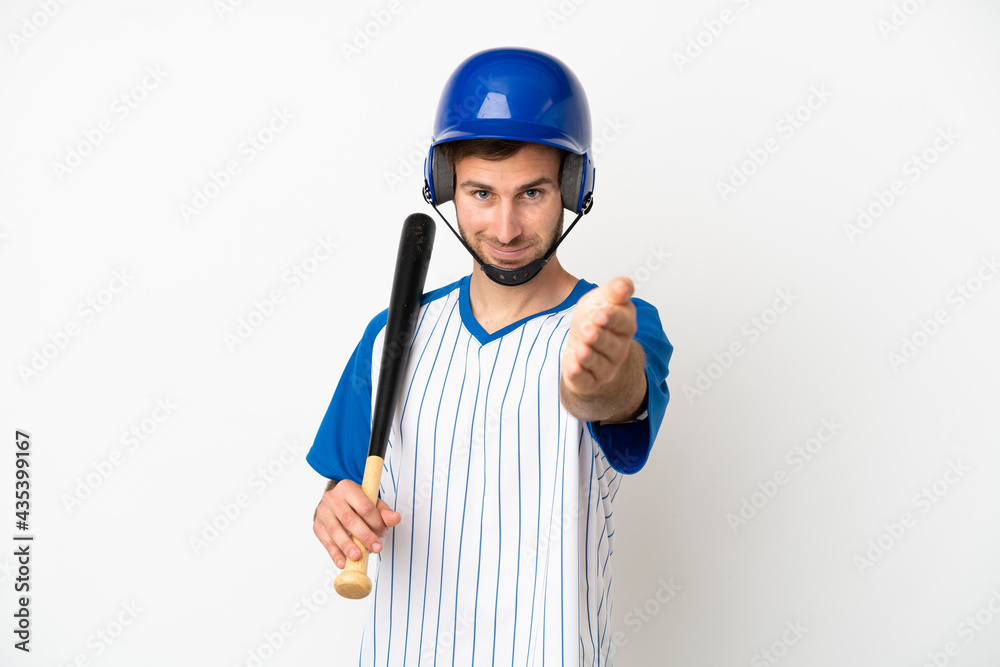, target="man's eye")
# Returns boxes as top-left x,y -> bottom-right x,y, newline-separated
473,190 -> 490,200
523,189 -> 540,199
